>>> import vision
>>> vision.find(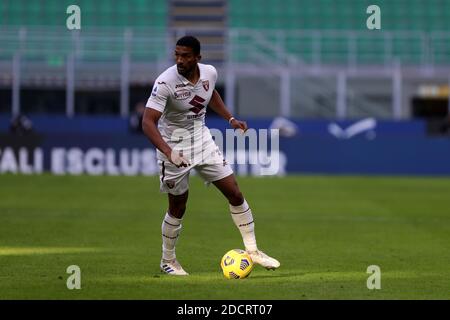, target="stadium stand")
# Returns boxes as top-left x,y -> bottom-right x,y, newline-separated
0,0 -> 167,28
170,0 -> 227,64
0,0 -> 449,119
229,0 -> 450,65
230,0 -> 450,31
